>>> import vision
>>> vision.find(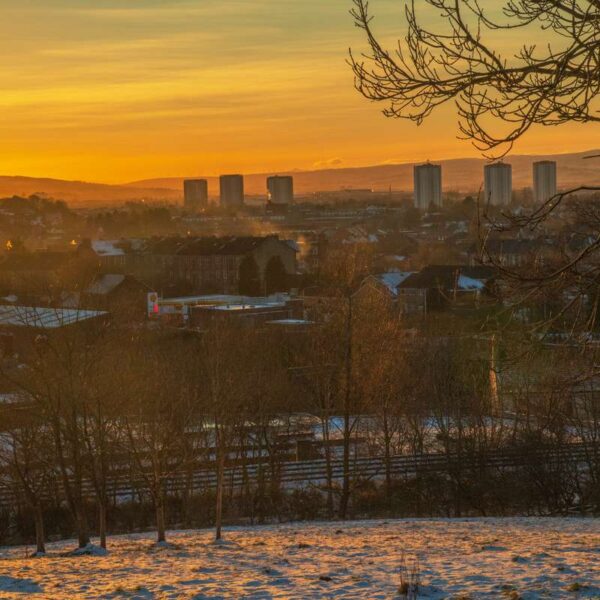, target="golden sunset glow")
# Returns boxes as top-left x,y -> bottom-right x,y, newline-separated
0,0 -> 597,183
